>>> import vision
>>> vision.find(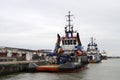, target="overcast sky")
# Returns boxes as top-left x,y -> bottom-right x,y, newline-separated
0,0 -> 120,56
